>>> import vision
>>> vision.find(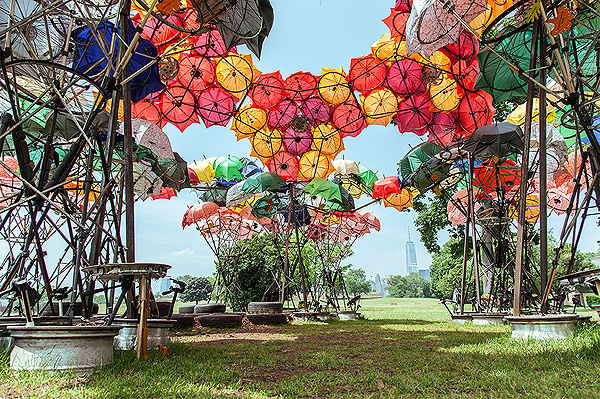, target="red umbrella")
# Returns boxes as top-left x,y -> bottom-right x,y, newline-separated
150,186 -> 177,200
444,31 -> 479,64
139,15 -> 182,49
250,71 -> 284,109
284,71 -> 317,101
372,176 -> 401,199
283,127 -> 312,156
458,90 -> 495,136
301,97 -> 330,123
160,85 -> 198,132
385,59 -> 426,96
427,112 -> 458,146
267,151 -> 299,181
451,60 -> 479,96
192,29 -> 228,58
196,85 -> 236,127
394,93 -> 434,134
132,98 -> 165,128
187,167 -> 200,185
268,98 -> 298,128
177,54 -> 215,92
382,9 -> 410,40
182,201 -> 220,227
348,55 -> 387,93
332,102 -> 366,138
